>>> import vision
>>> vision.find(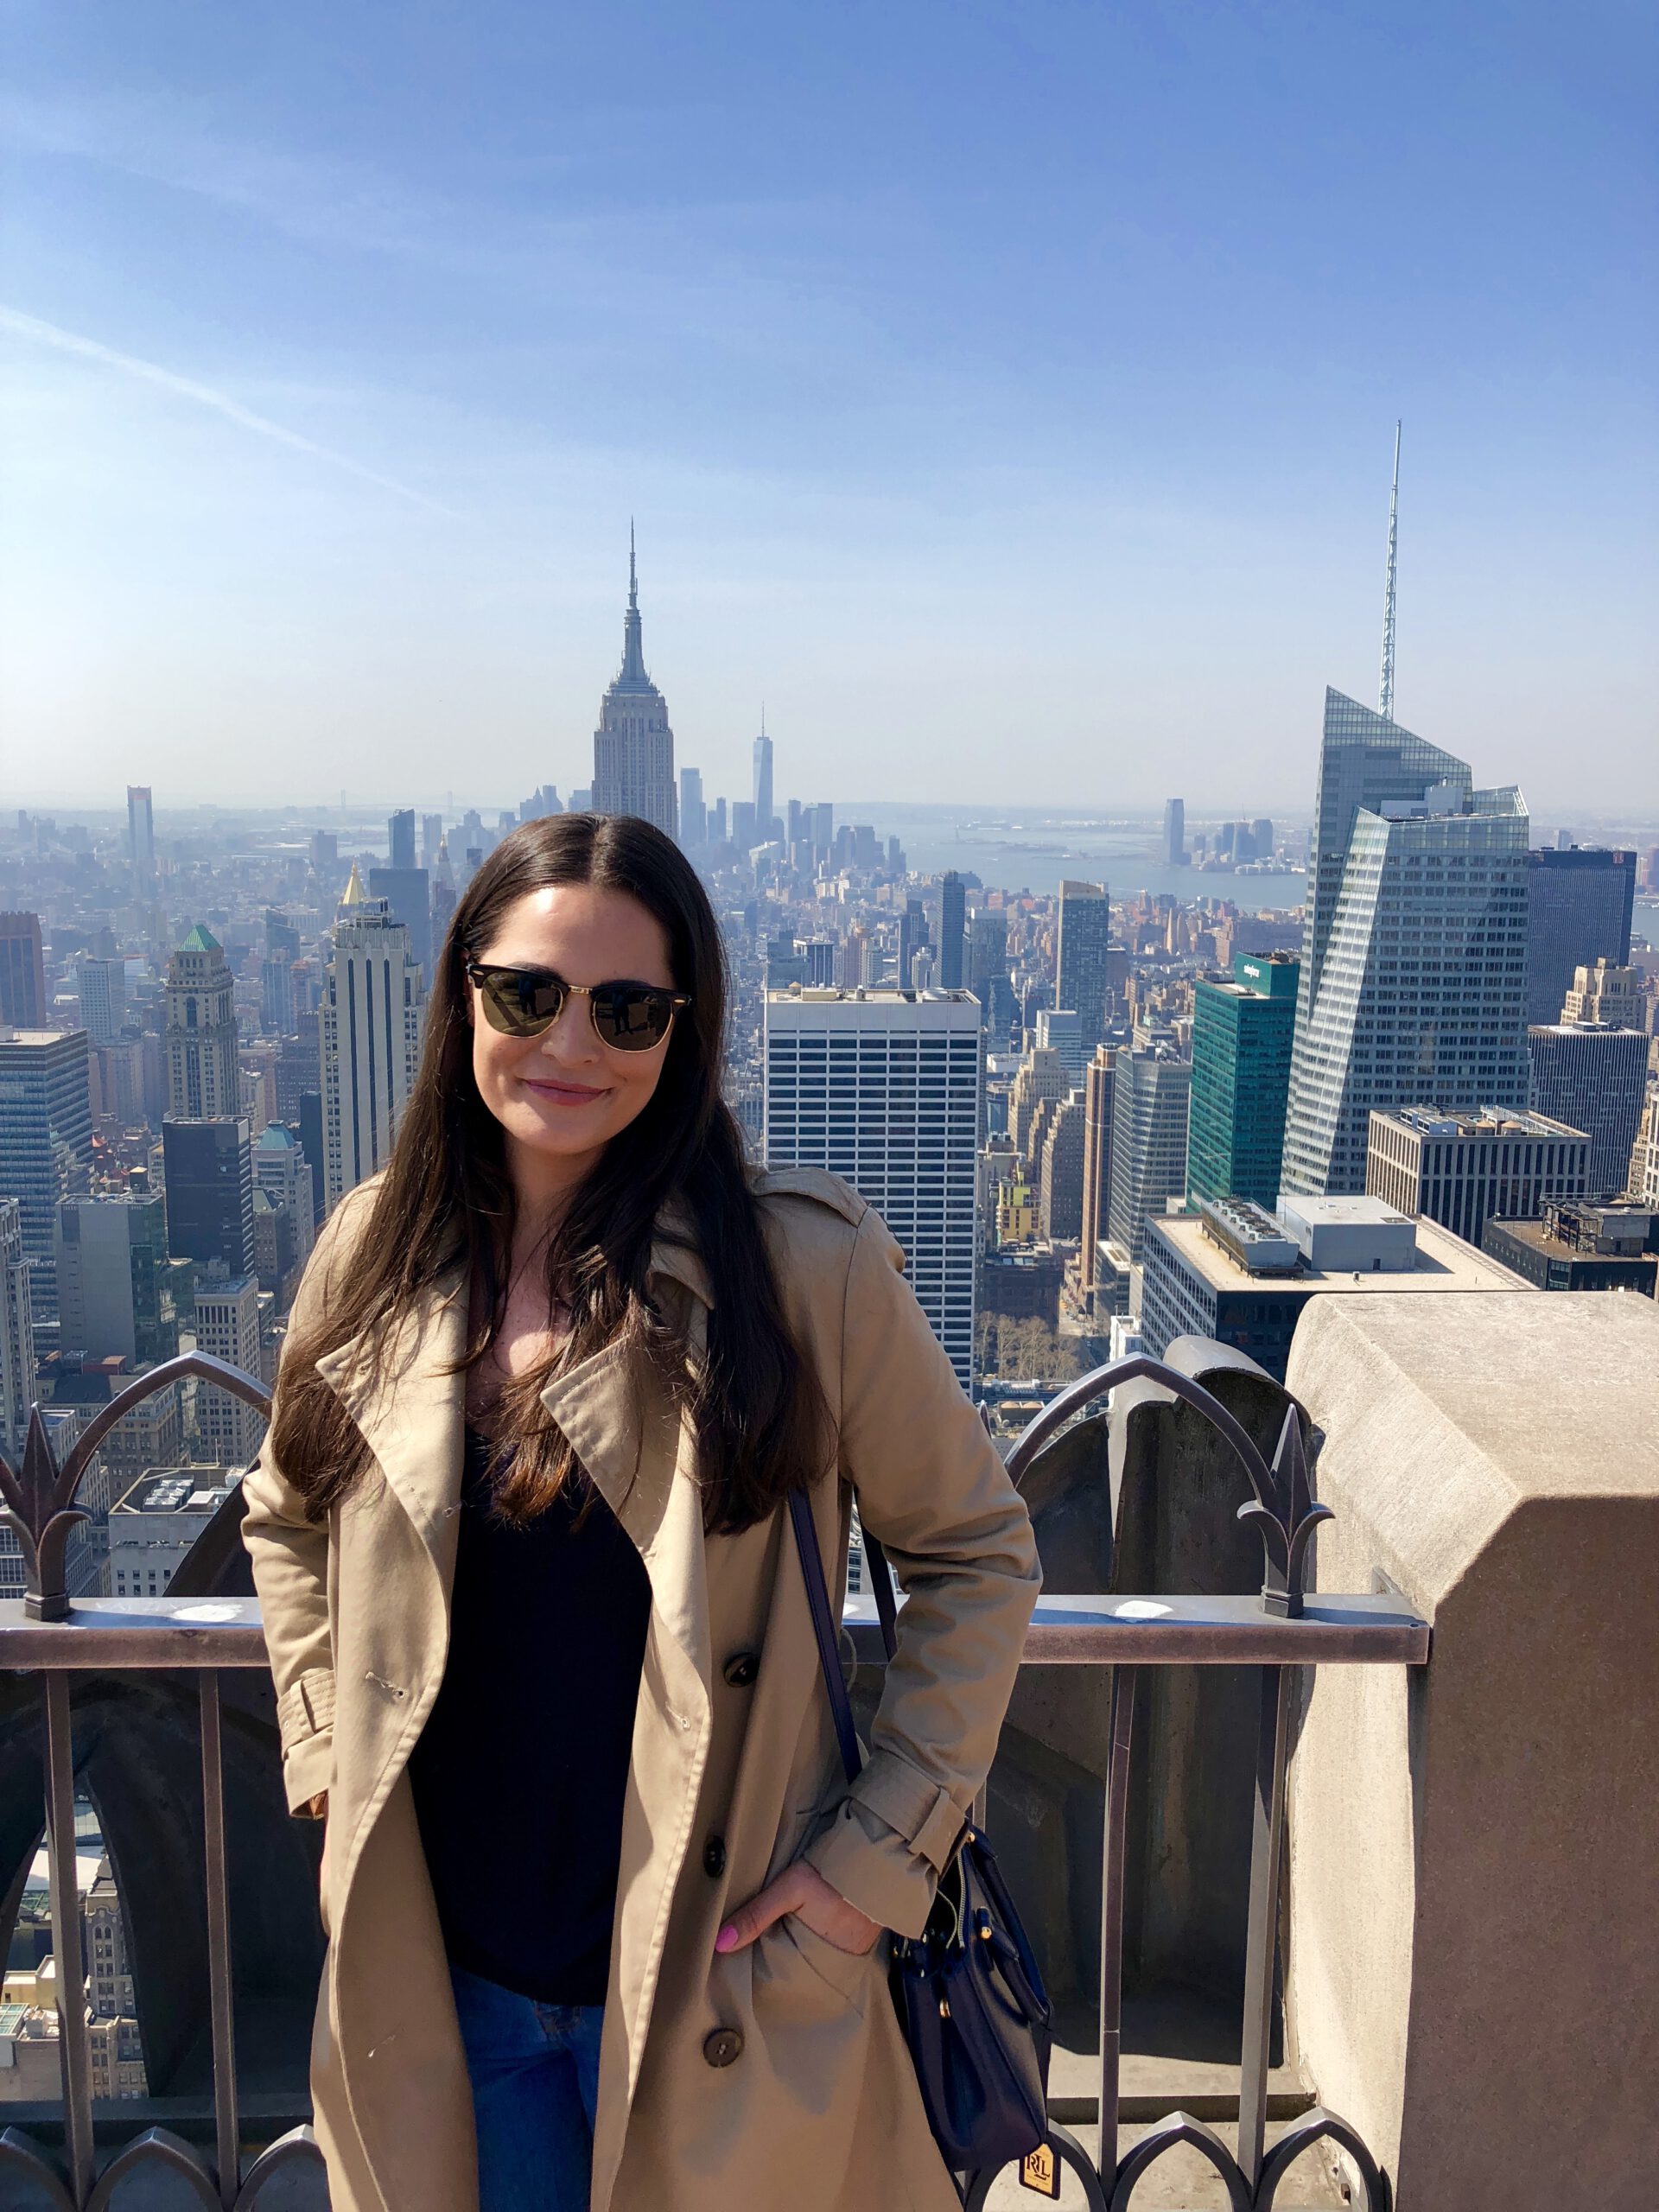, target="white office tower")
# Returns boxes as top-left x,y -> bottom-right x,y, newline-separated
320,867 -> 428,1210
1107,1045 -> 1192,1264
191,1274 -> 266,1466
763,988 -> 982,1390
79,957 -> 127,1046
1282,690 -> 1529,1197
